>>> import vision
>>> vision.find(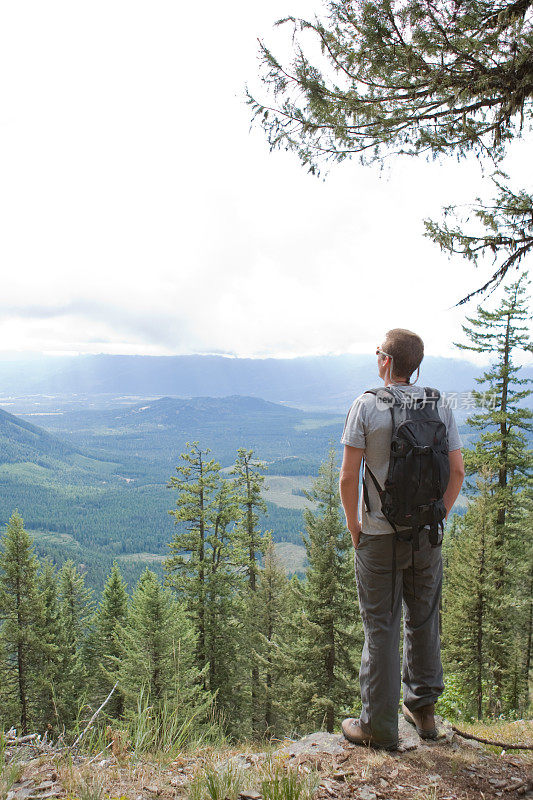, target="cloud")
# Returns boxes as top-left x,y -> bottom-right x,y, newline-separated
0,0 -> 529,361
